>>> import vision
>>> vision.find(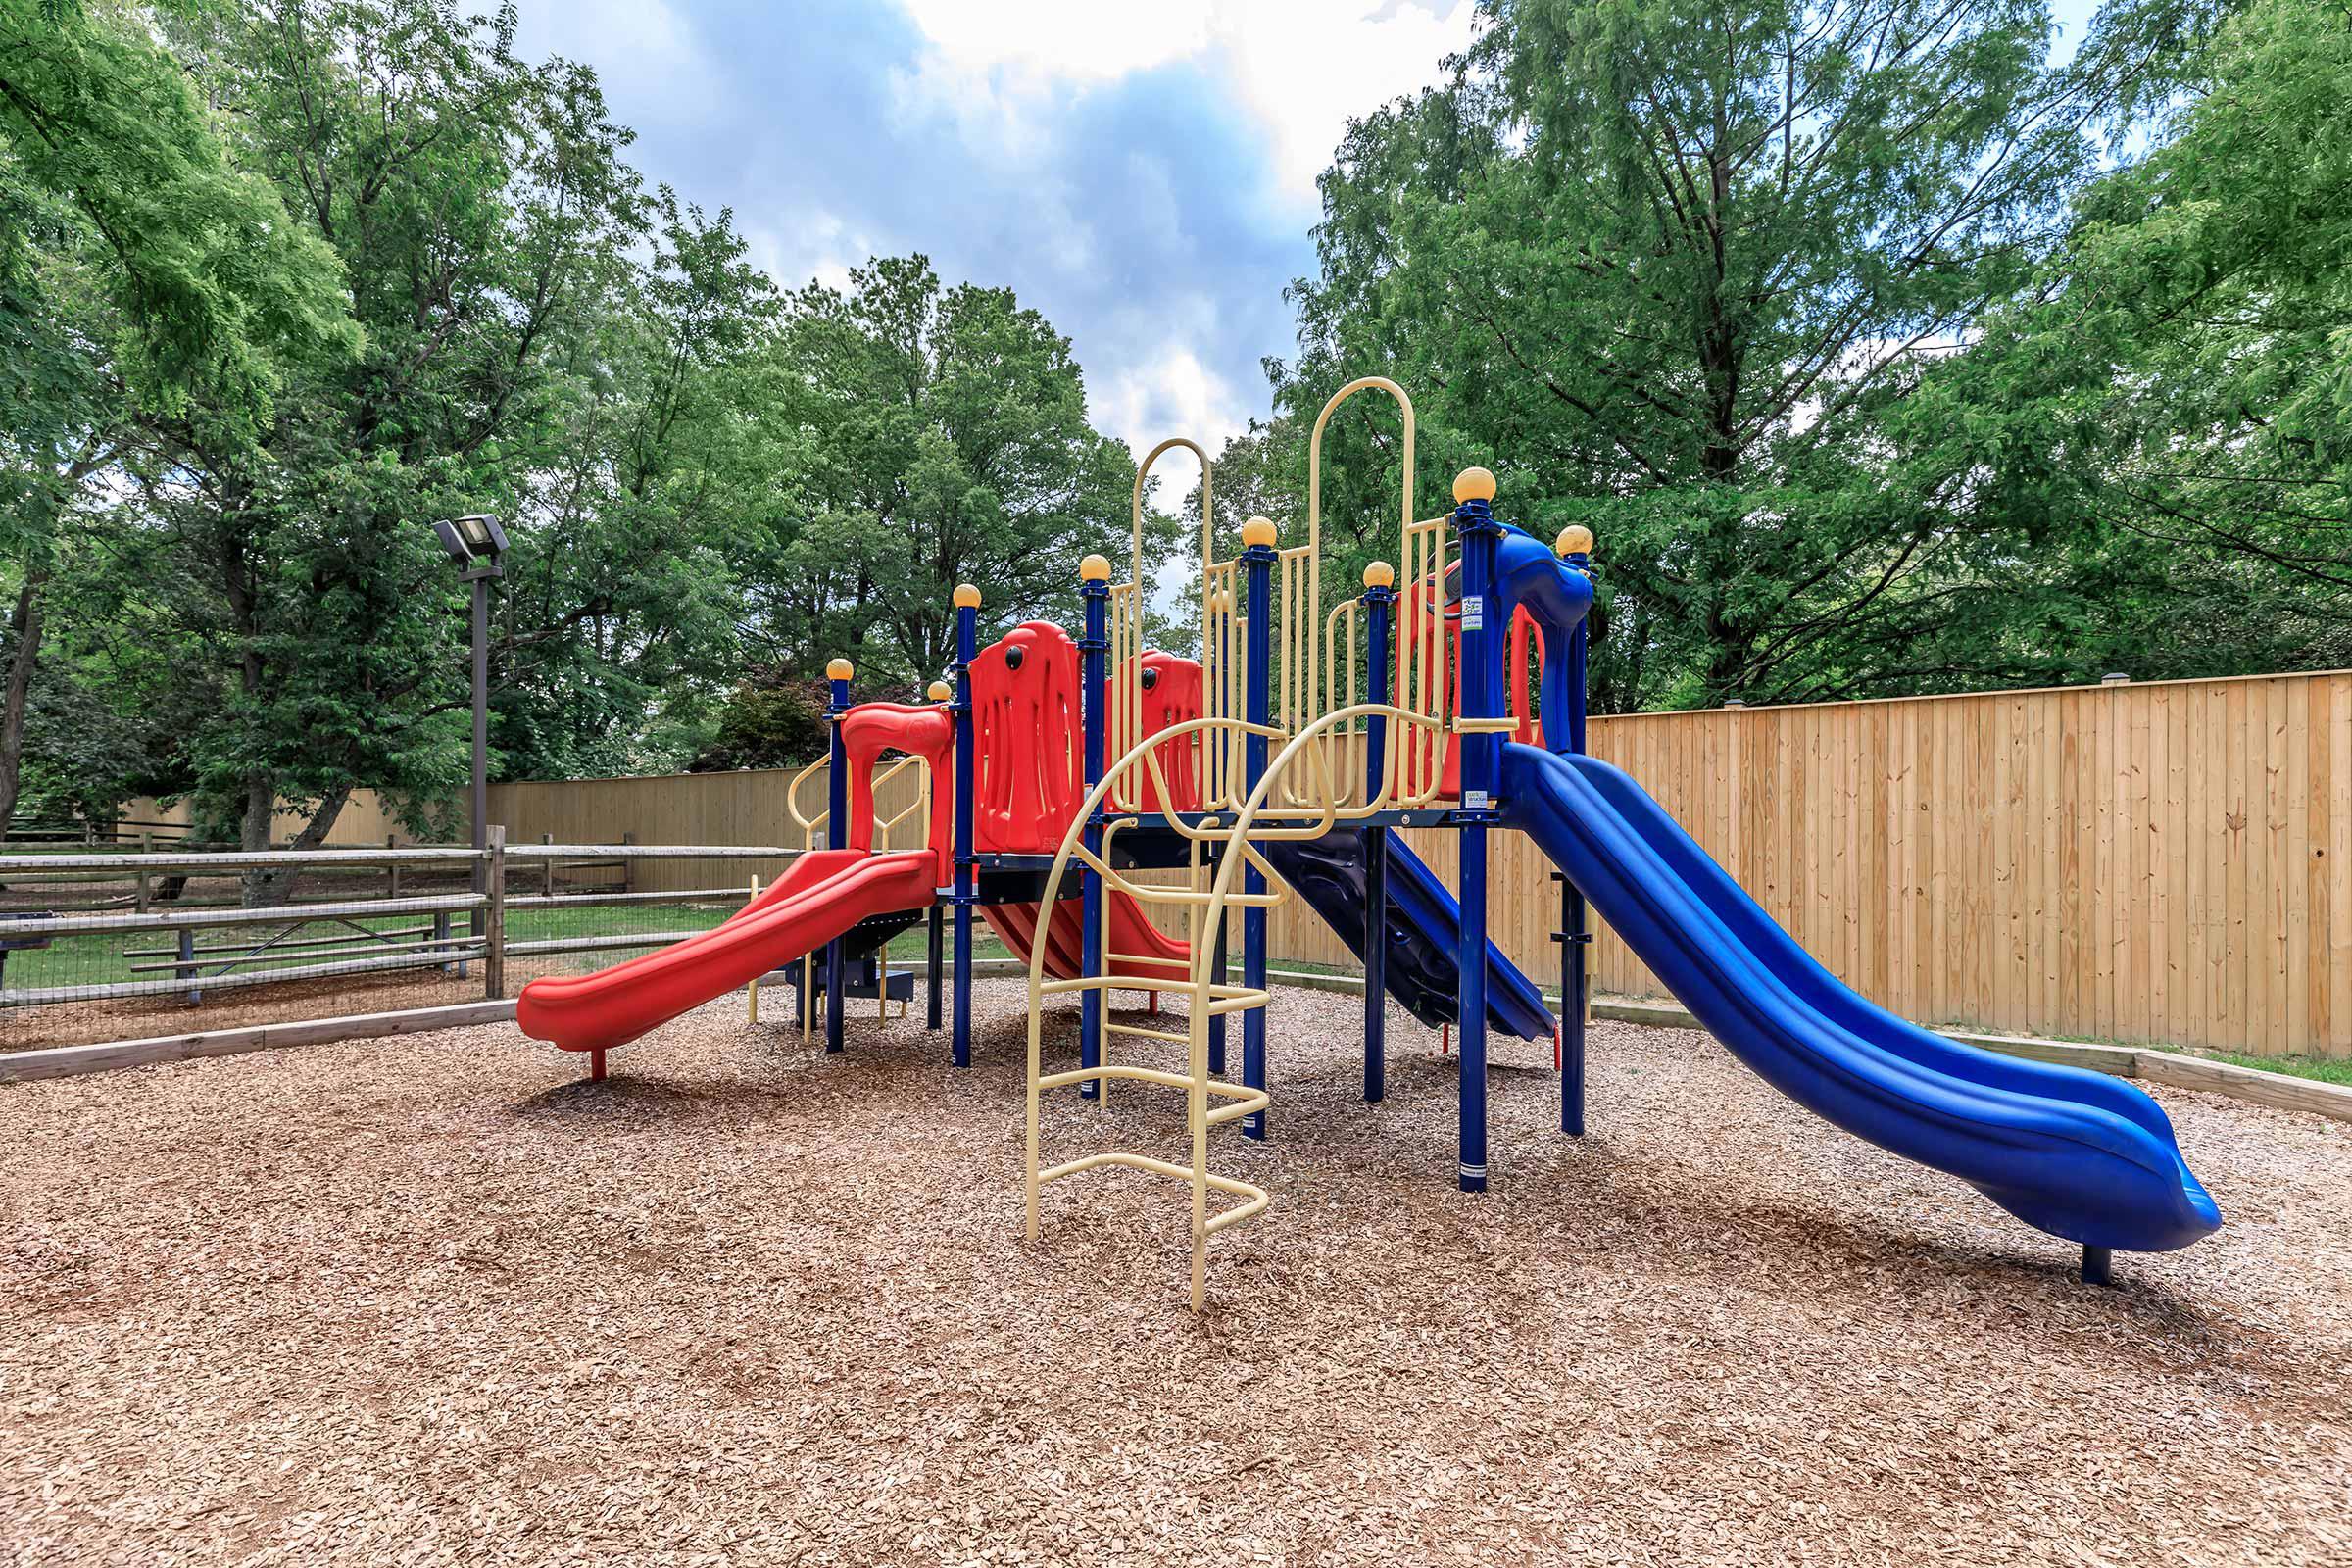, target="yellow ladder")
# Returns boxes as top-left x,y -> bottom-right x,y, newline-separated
1023,721 -> 1291,1311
